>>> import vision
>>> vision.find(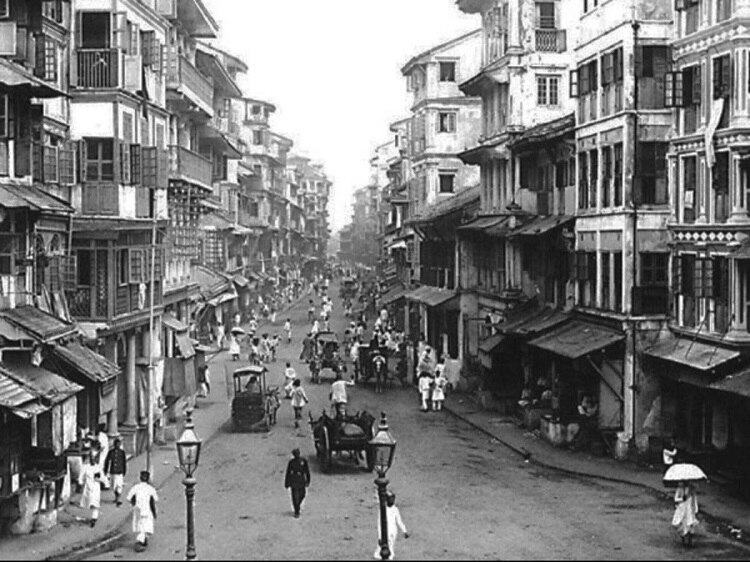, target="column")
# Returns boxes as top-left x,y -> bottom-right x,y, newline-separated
729,152 -> 750,223
124,331 -> 137,427
107,392 -> 118,438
